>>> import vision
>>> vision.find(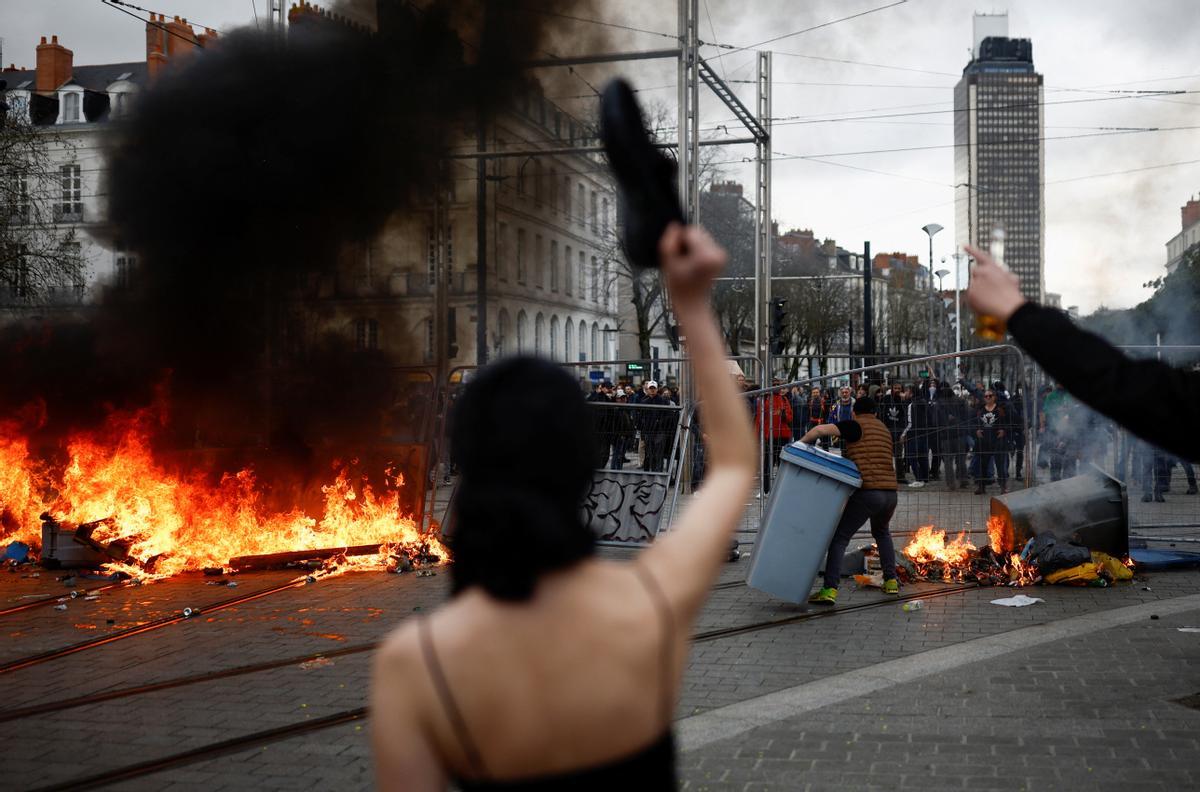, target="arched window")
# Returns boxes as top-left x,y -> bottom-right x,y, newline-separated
577,251 -> 585,299
61,91 -> 81,123
549,316 -> 560,361
590,190 -> 598,233
591,324 -> 599,361
497,308 -> 511,356
534,234 -> 545,289
577,320 -> 588,361
549,168 -> 558,212
562,177 -> 572,217
535,313 -> 546,356
564,318 -> 574,361
517,310 -> 528,354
